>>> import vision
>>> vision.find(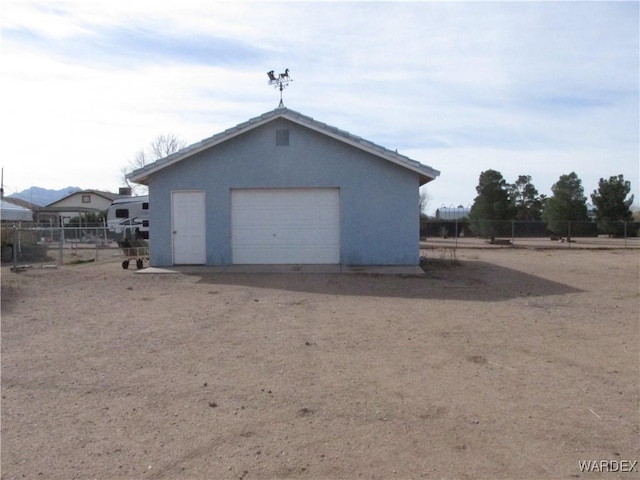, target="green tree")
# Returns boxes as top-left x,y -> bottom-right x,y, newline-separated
508,175 -> 542,221
590,174 -> 634,236
469,169 -> 512,239
543,172 -> 588,238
